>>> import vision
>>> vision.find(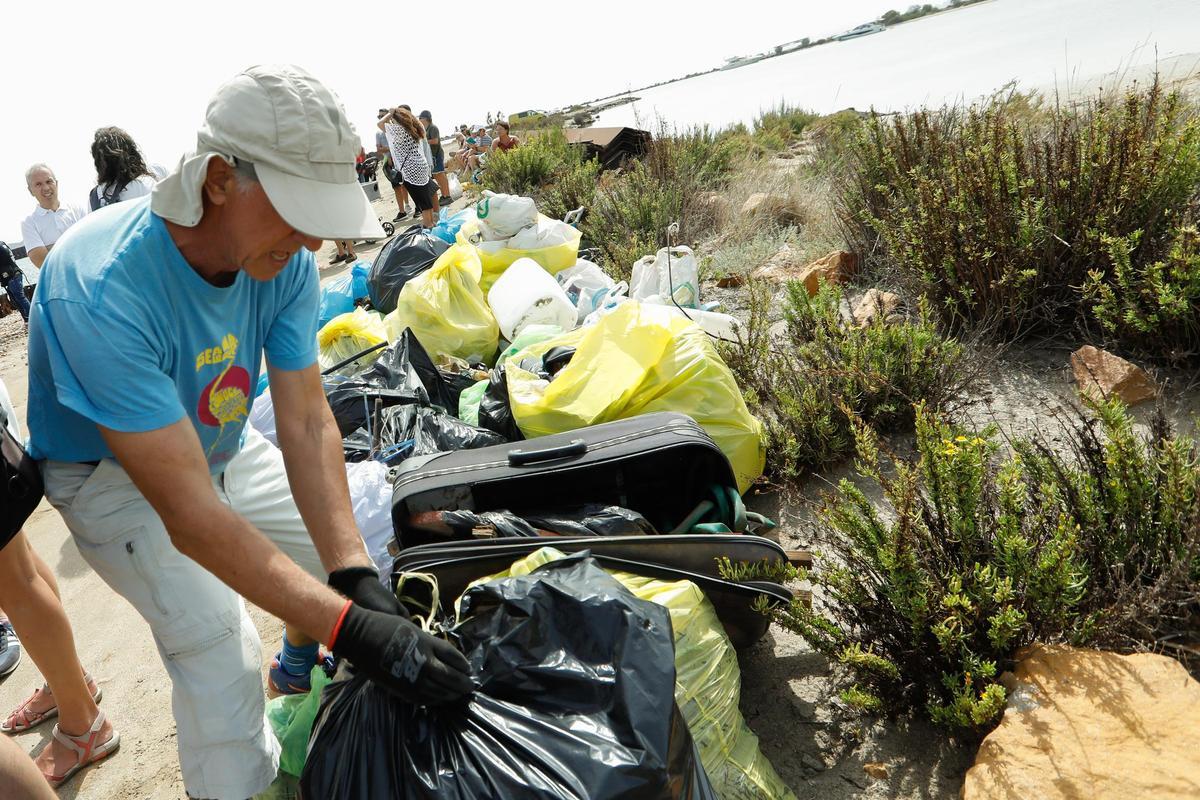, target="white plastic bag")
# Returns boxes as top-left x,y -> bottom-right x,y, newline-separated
473,190 -> 537,241
346,460 -> 394,584
557,259 -> 629,327
447,172 -> 463,200
630,246 -> 700,309
248,390 -> 278,447
507,217 -> 578,250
